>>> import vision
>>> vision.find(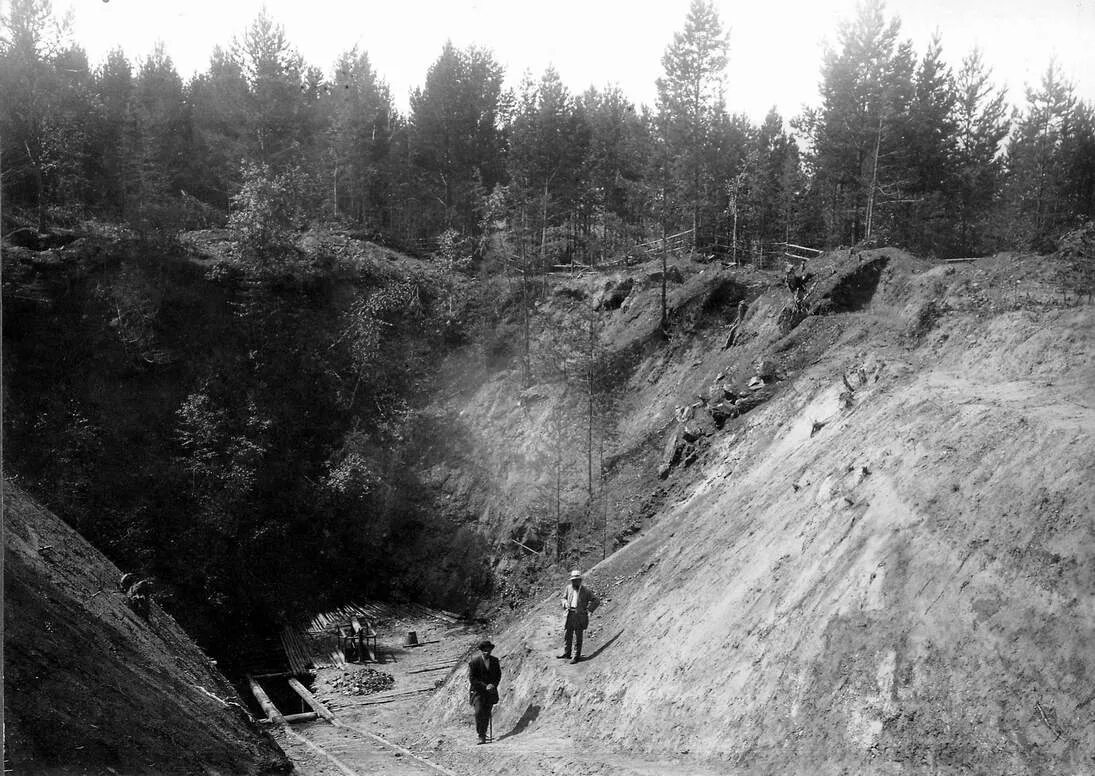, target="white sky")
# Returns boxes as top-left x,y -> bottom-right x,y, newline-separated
56,0 -> 1095,122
